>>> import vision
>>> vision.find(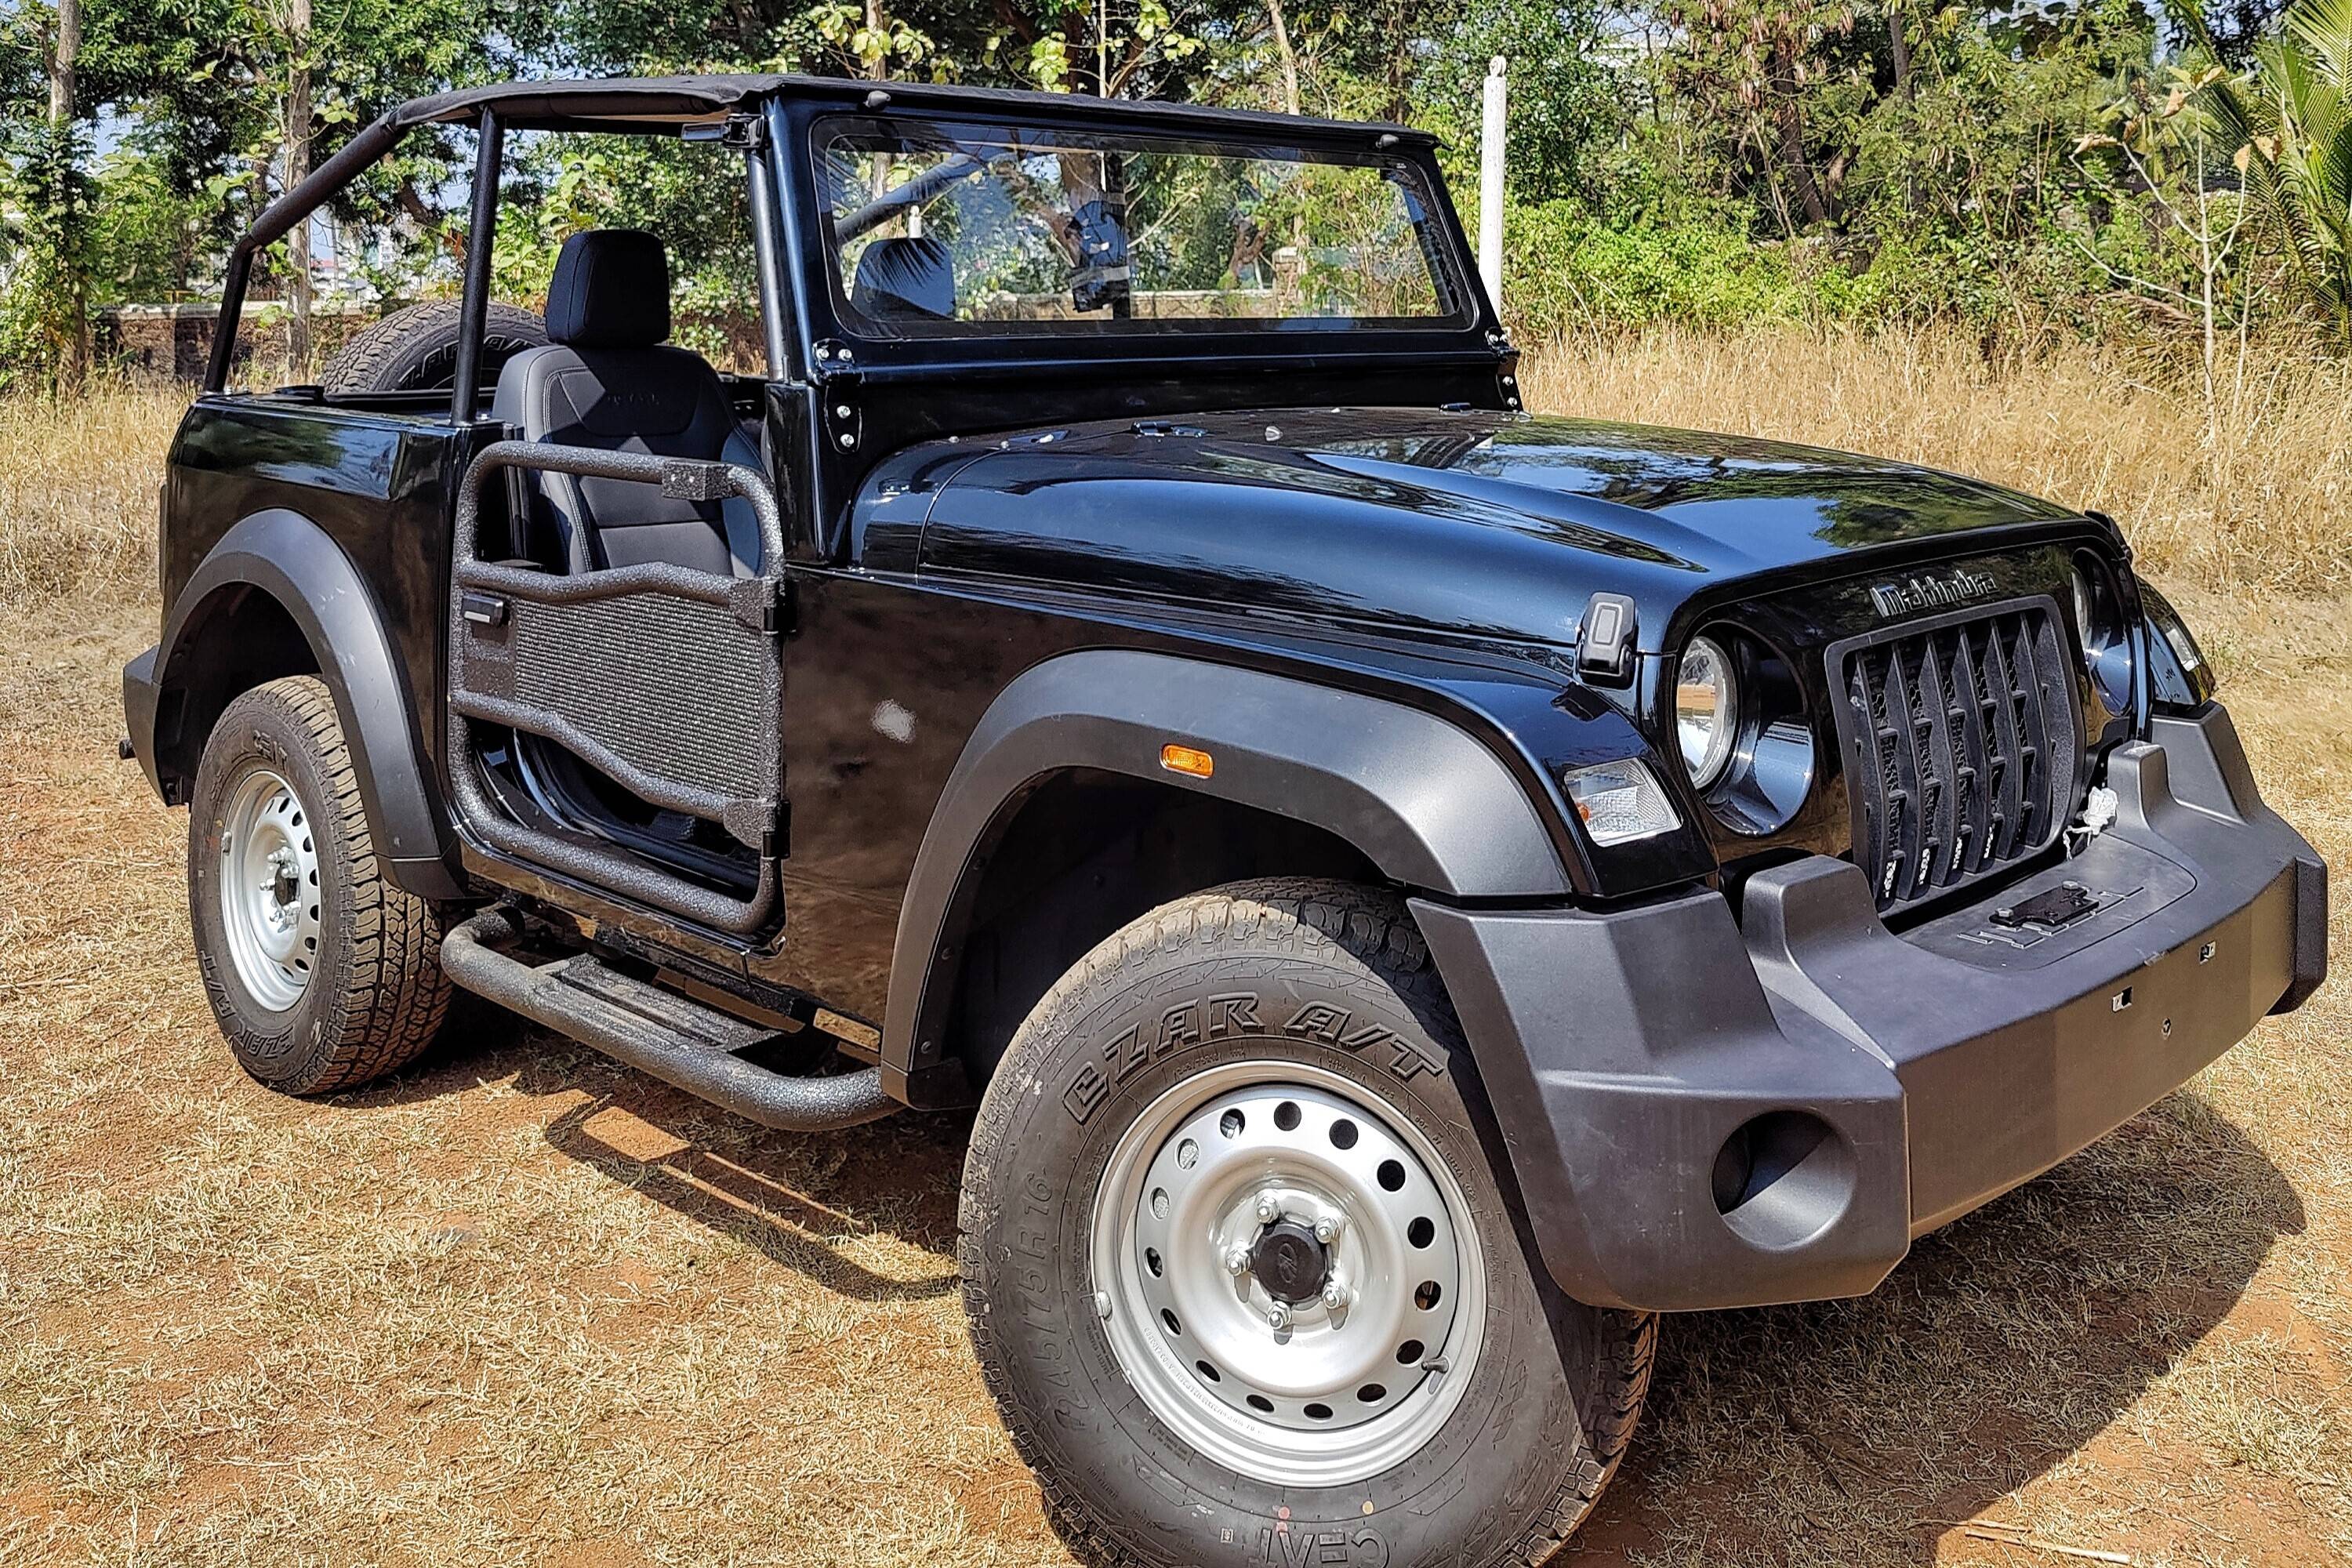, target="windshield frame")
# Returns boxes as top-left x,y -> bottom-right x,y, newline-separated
810,114 -> 1474,343
776,99 -> 1494,364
